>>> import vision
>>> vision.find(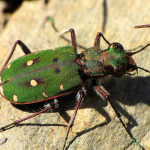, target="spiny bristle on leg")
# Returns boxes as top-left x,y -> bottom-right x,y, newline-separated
54,98 -> 59,108
93,85 -> 110,100
75,88 -> 86,107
